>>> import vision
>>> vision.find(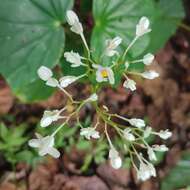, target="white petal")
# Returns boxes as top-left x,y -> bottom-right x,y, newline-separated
37,66 -> 53,81
123,129 -> 135,141
28,139 -> 40,148
128,118 -> 145,128
40,117 -> 52,128
112,36 -> 122,47
137,162 -> 156,181
144,126 -> 152,138
152,145 -> 168,152
158,130 -> 172,139
147,148 -> 157,161
59,76 -> 78,88
80,127 -> 100,140
70,21 -> 83,35
66,10 -> 79,25
141,70 -> 159,79
136,17 -> 151,37
39,148 -> 48,156
106,37 -> 122,50
110,156 -> 122,169
107,68 -> 115,85
105,50 -> 118,57
92,64 -> 100,69
48,147 -> 60,158
123,79 -> 136,91
143,53 -> 154,65
92,133 -> 100,139
46,77 -> 59,87
105,37 -> 122,57
96,70 -> 104,83
64,51 -> 83,67
140,17 -> 150,29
